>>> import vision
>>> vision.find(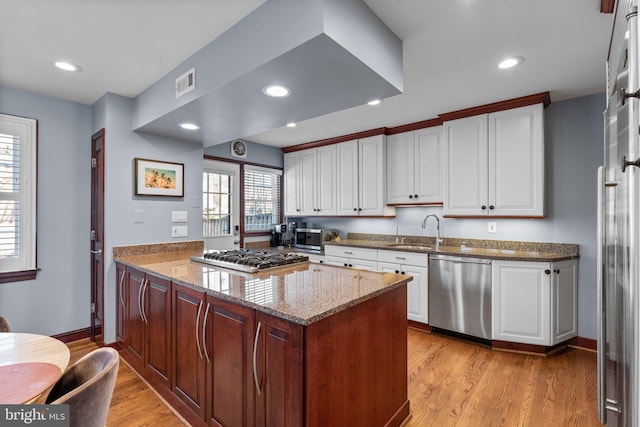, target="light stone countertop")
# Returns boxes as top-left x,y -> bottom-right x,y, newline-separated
115,248 -> 410,326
